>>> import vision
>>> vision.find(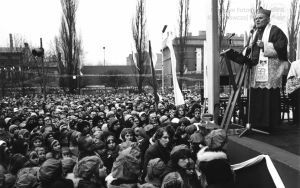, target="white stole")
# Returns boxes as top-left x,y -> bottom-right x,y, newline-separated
253,24 -> 272,82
